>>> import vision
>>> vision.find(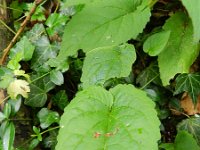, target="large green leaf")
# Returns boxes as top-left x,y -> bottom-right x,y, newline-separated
174,131 -> 200,150
174,73 -> 200,105
81,44 -> 136,88
59,0 -> 151,57
181,0 -> 200,42
25,74 -> 55,107
56,85 -> 160,149
177,117 -> 200,145
62,0 -> 101,7
158,12 -> 199,85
